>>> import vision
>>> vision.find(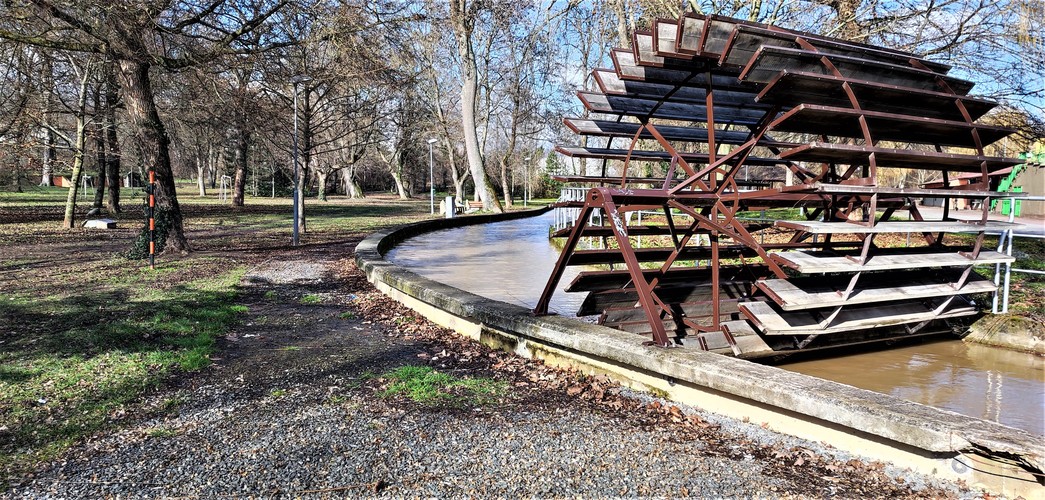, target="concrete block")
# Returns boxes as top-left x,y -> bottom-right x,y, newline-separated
83,219 -> 117,229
